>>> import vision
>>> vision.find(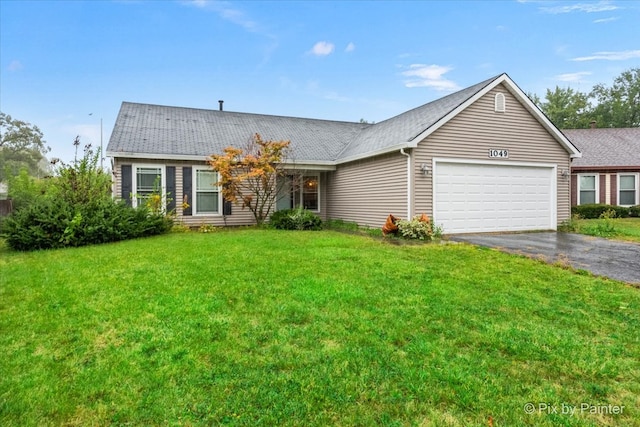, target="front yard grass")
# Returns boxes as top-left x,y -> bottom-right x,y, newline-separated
575,217 -> 640,243
1,230 -> 639,426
